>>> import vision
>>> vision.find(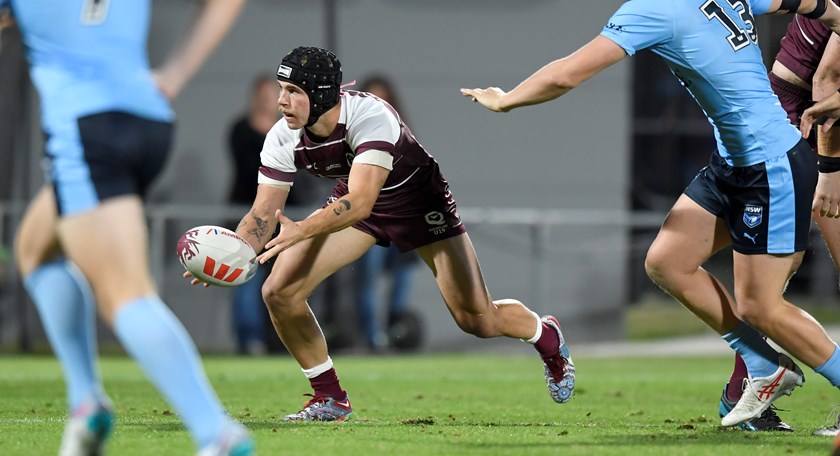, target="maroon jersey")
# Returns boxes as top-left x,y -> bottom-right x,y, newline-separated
259,90 -> 449,210
775,2 -> 840,84
258,90 -> 465,250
